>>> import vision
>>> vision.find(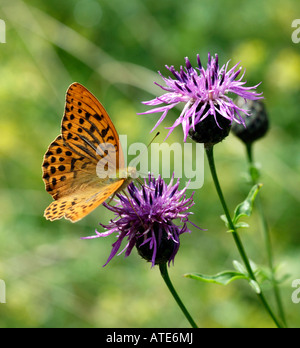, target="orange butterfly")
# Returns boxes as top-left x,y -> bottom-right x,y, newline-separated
42,83 -> 136,222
